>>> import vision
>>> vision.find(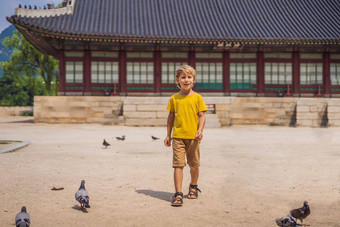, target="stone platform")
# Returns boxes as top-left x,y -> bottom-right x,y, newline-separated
29,96 -> 340,127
